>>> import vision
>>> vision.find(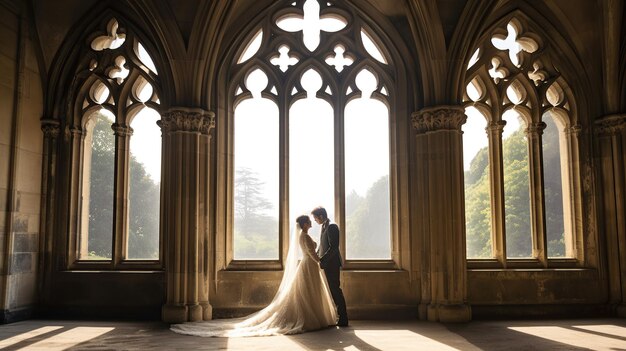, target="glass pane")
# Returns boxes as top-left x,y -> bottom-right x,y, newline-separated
80,110 -> 115,260
361,29 -> 387,64
136,41 -> 158,74
463,107 -> 492,258
289,69 -> 334,244
234,69 -> 279,260
345,70 -> 390,259
543,112 -> 569,257
238,29 -> 263,64
128,107 -> 161,260
502,110 -> 532,258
